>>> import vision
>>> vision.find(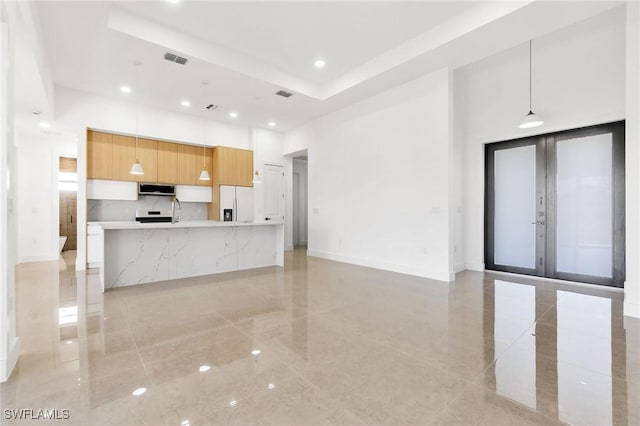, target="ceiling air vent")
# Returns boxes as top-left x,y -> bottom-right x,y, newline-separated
164,52 -> 188,65
205,104 -> 219,111
276,90 -> 293,98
